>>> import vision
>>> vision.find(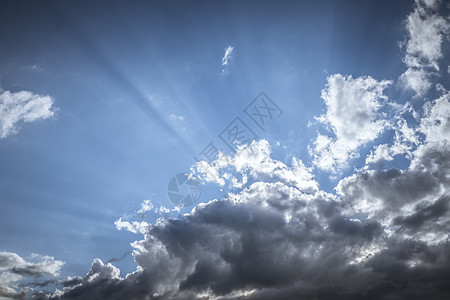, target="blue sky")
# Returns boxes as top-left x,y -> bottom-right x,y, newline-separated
1,0 -> 450,299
